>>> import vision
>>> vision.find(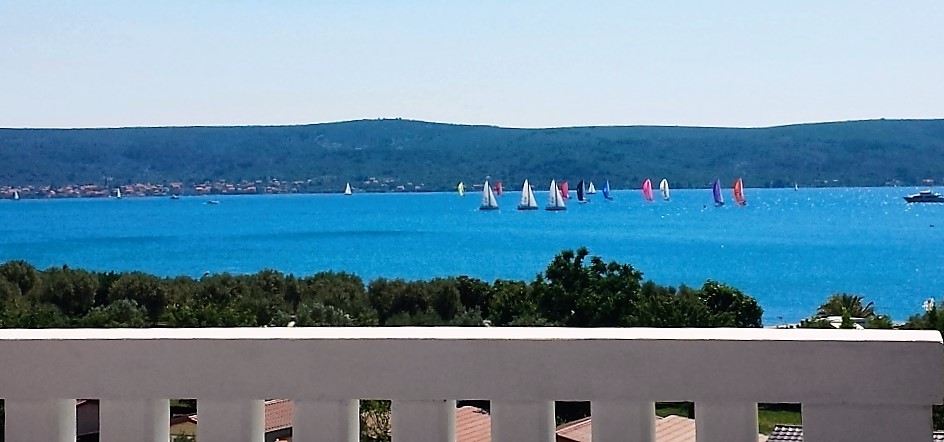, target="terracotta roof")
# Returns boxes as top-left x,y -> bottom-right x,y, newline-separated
456,406 -> 491,442
768,425 -> 944,442
556,415 -> 768,442
265,399 -> 293,432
